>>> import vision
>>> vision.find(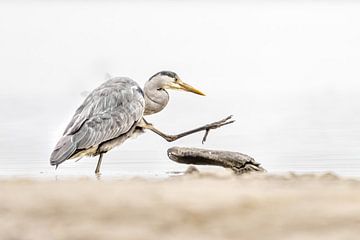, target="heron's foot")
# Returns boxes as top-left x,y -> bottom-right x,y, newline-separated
95,172 -> 102,180
205,115 -> 235,130
202,115 -> 235,144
